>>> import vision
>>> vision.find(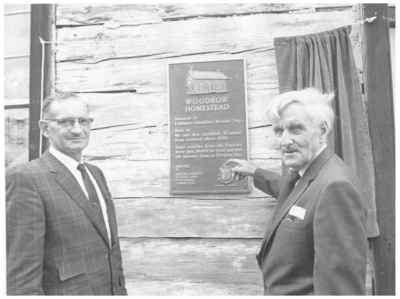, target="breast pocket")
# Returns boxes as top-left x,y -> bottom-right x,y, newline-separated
58,259 -> 86,281
57,259 -> 92,294
280,215 -> 307,230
